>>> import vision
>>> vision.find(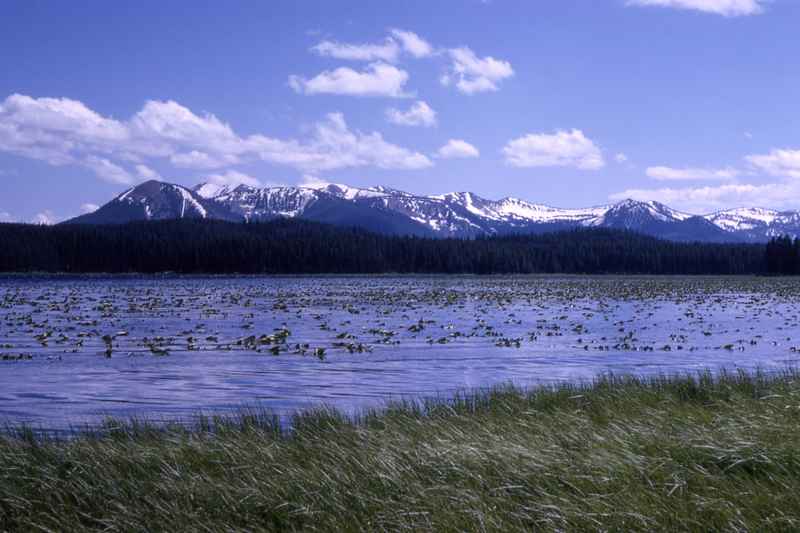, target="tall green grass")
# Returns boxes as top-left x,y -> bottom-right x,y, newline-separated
2,370 -> 800,531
